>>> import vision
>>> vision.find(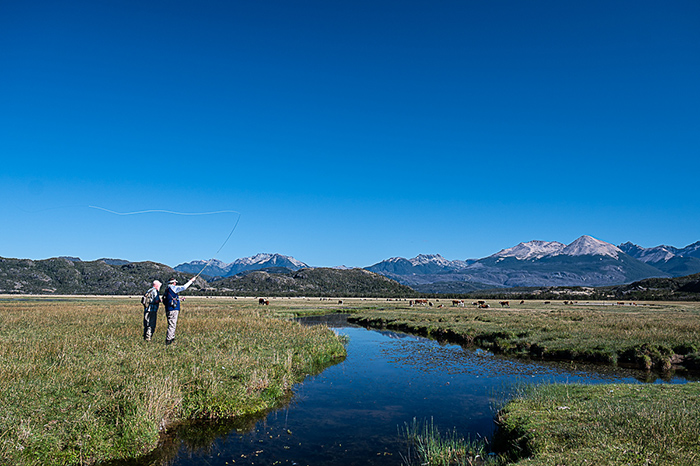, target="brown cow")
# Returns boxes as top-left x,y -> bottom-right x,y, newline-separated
499,301 -> 510,307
